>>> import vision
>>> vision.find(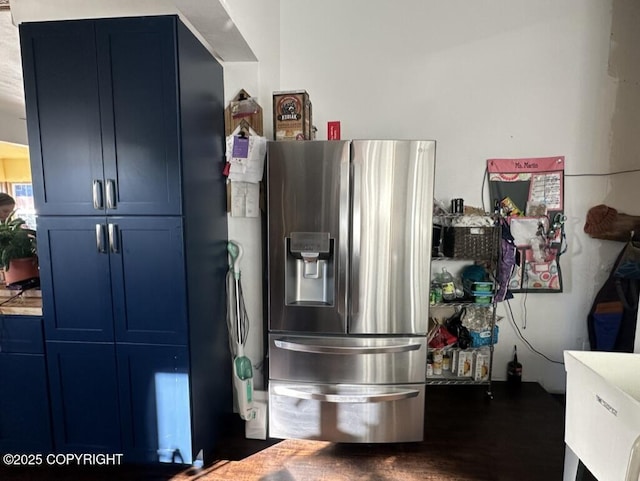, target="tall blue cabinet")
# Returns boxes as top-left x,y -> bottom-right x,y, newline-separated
20,15 -> 230,464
